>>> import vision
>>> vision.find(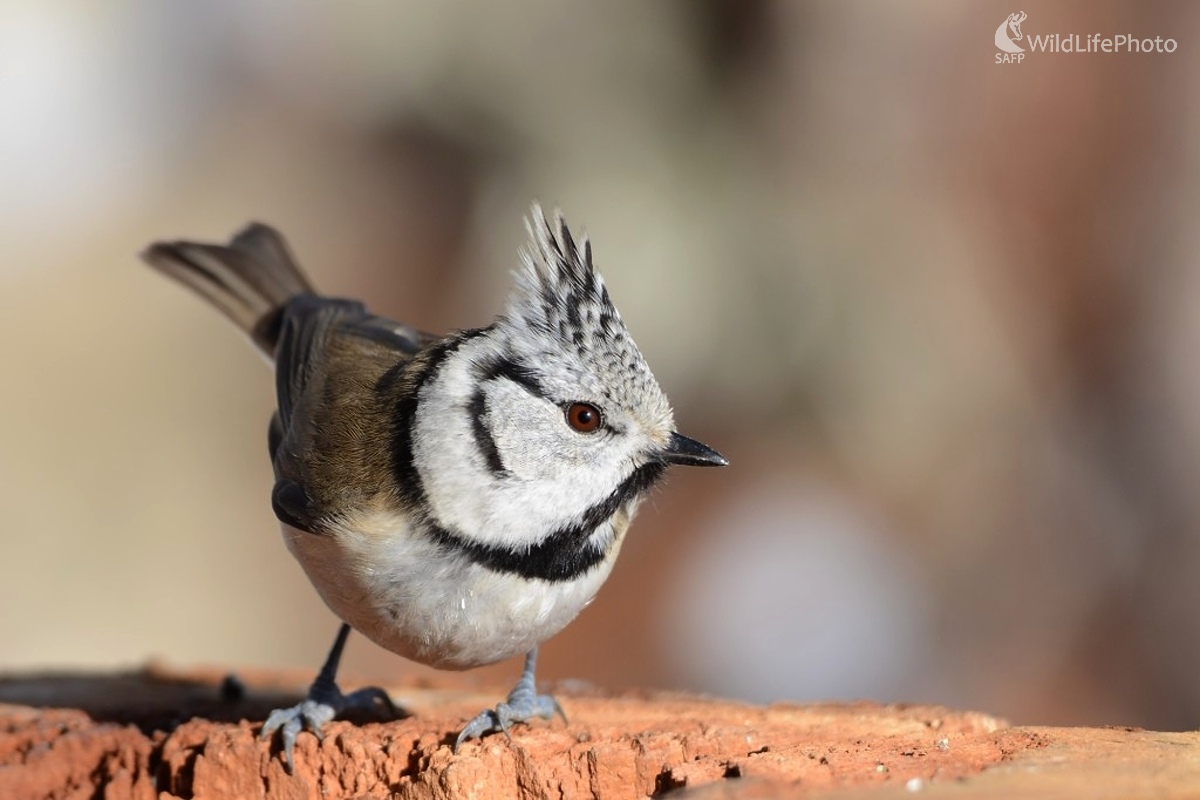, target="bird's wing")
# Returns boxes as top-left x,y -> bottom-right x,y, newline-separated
269,295 -> 435,534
